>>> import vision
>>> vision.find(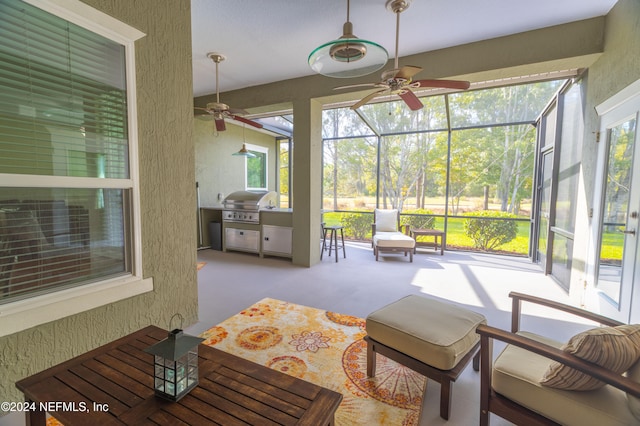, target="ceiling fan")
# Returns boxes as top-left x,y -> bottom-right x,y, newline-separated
335,0 -> 470,111
194,53 -> 263,132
